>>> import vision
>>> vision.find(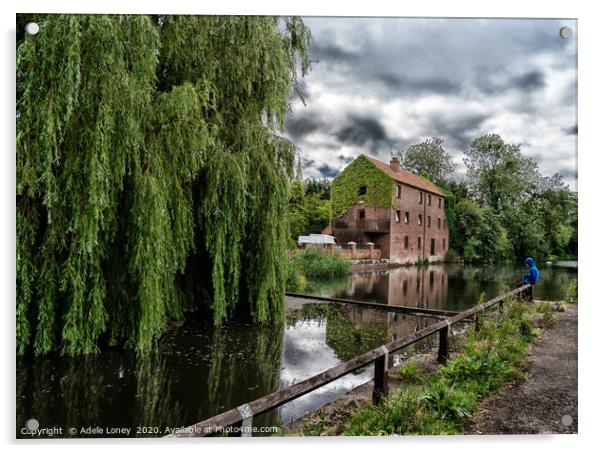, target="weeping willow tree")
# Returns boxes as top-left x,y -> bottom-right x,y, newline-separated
16,14 -> 311,355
